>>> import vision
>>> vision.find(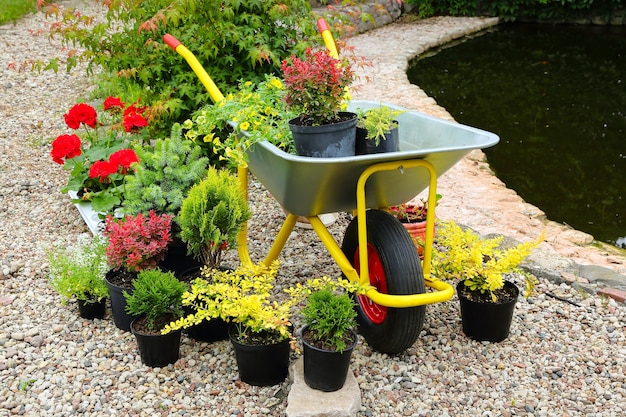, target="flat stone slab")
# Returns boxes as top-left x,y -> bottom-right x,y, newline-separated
286,357 -> 361,417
